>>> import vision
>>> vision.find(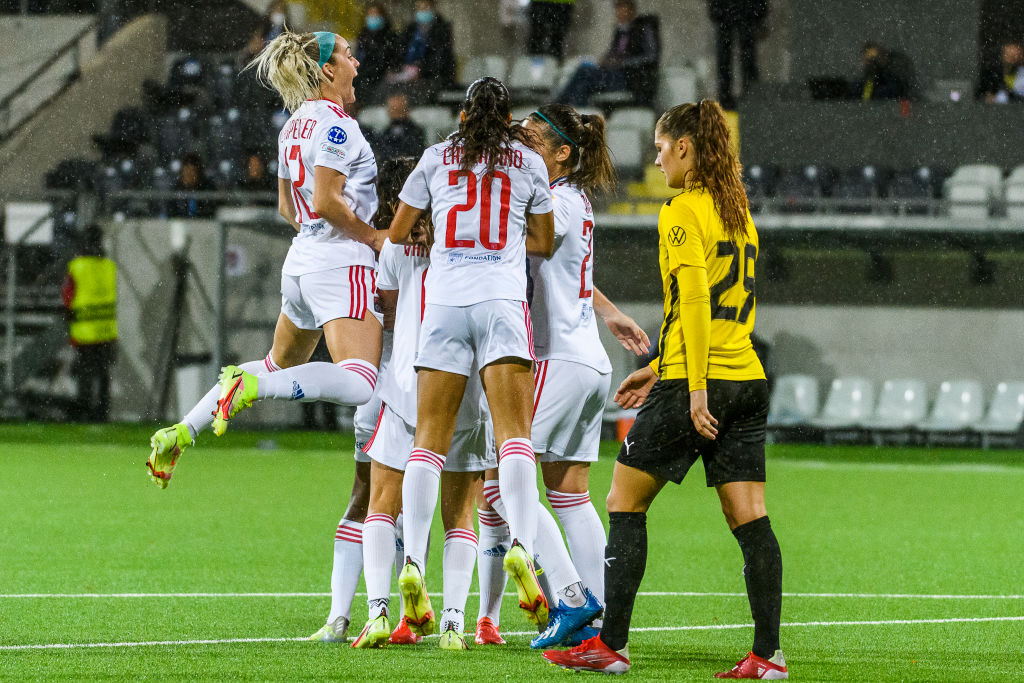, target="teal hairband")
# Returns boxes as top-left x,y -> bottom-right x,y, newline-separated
314,31 -> 336,68
534,111 -> 577,148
